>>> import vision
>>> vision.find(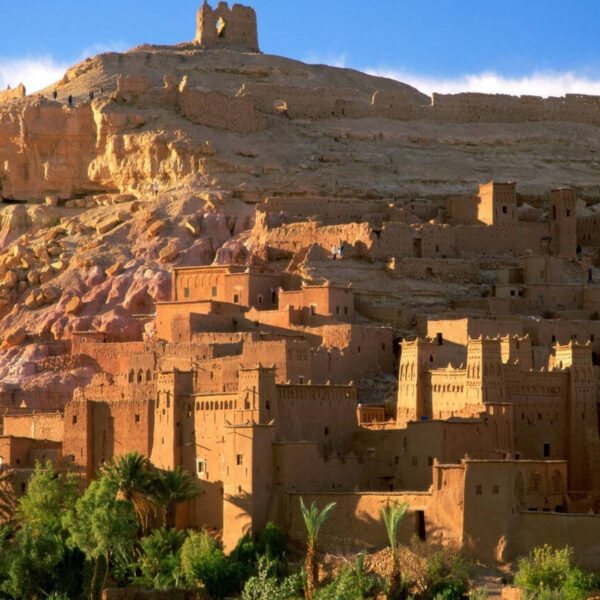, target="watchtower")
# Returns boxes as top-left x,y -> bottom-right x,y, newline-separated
477,181 -> 517,226
194,2 -> 259,52
549,188 -> 577,259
